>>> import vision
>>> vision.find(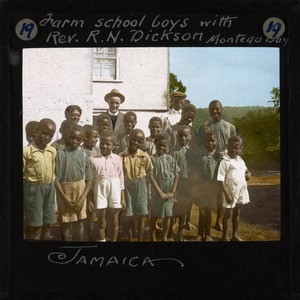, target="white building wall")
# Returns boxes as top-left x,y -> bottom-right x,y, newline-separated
92,47 -> 169,137
23,47 -> 169,146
